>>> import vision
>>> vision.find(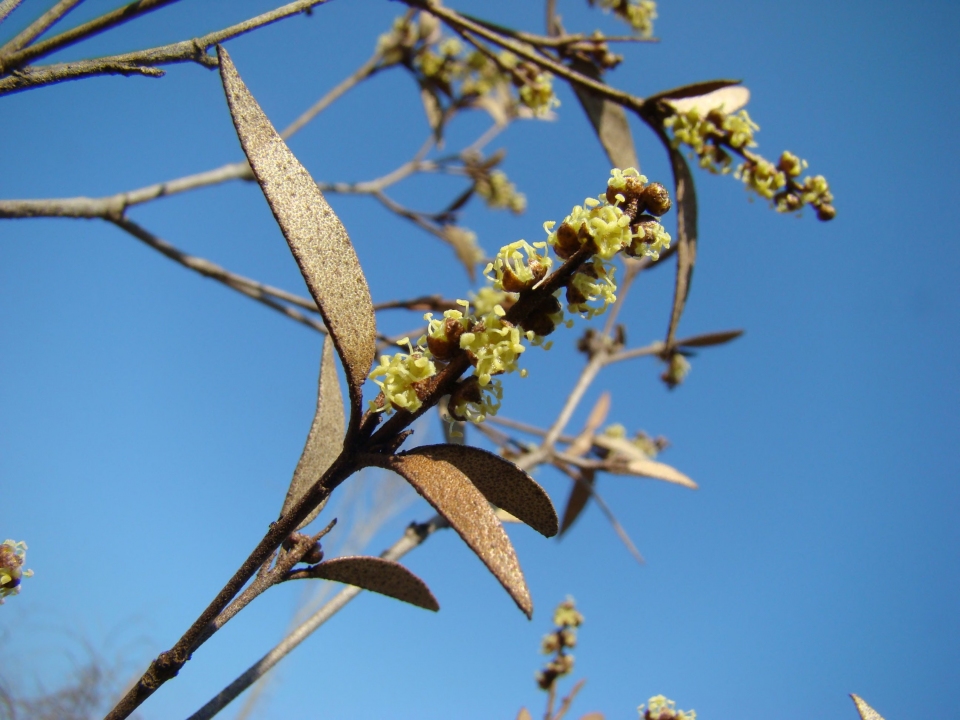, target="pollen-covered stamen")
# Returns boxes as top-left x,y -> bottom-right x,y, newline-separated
449,375 -> 503,423
624,215 -> 672,260
425,305 -> 470,360
368,337 -> 438,414
484,240 -> 552,293
566,257 -> 617,319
